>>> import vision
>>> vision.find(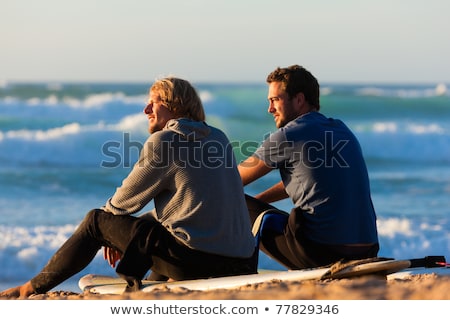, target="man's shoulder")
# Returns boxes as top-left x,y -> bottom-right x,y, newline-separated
287,112 -> 346,131
293,111 -> 327,124
147,130 -> 176,143
207,124 -> 227,137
